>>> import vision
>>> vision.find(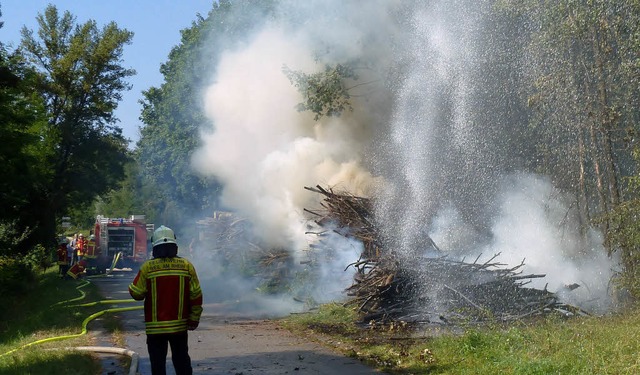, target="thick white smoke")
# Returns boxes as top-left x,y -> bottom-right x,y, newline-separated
193,26 -> 382,255
430,173 -> 614,312
190,6 -> 391,311
191,0 -> 617,314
